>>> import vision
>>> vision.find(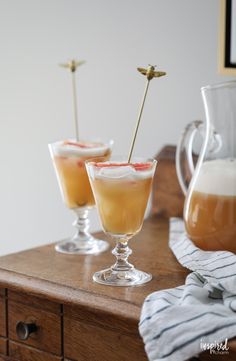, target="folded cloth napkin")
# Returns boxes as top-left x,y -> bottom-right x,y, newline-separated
139,218 -> 236,361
